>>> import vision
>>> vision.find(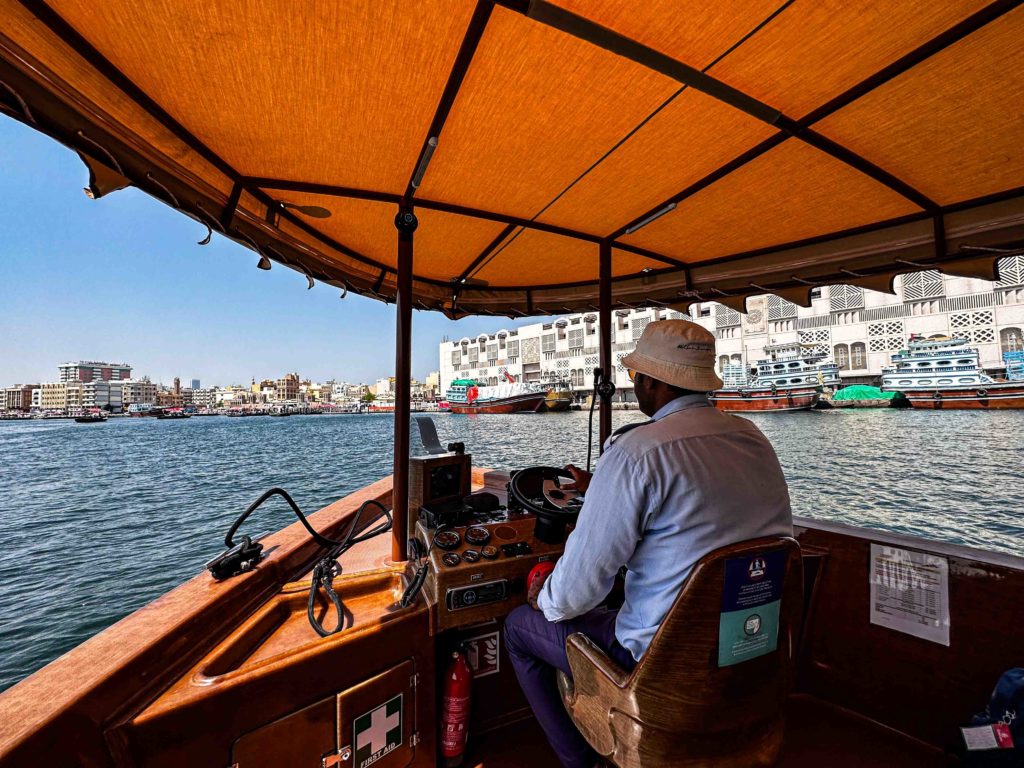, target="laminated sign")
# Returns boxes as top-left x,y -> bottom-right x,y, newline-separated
719,550 -> 785,667
354,694 -> 403,768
